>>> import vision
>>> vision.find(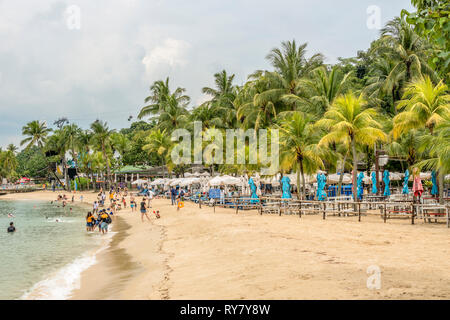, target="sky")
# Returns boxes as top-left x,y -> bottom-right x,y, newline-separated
0,0 -> 413,149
